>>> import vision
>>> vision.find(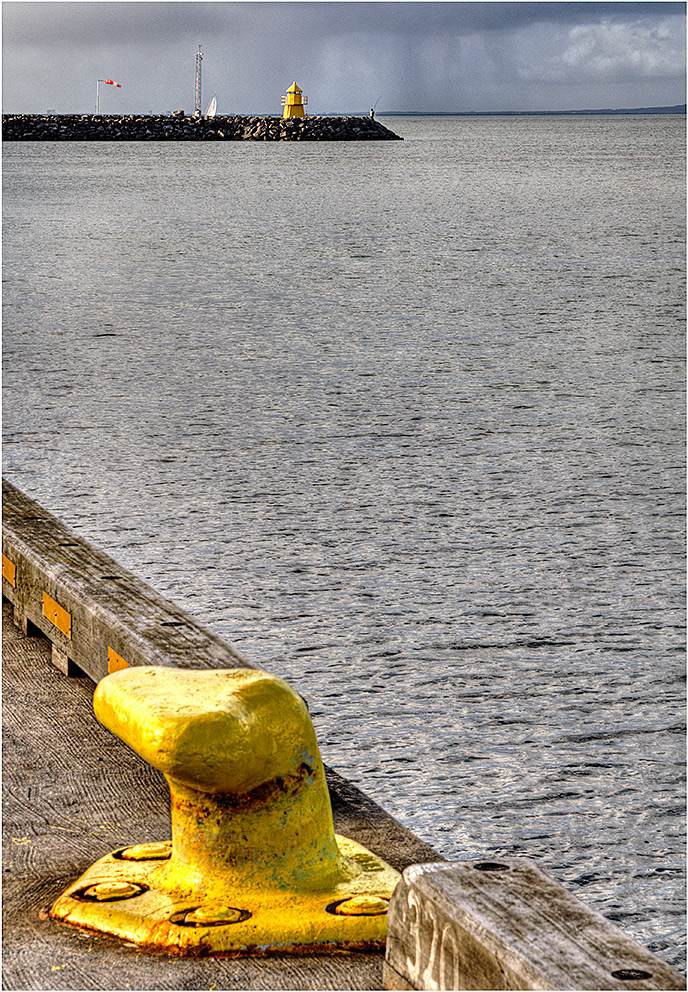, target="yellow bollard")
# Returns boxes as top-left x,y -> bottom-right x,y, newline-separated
281,81 -> 308,118
50,667 -> 400,955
